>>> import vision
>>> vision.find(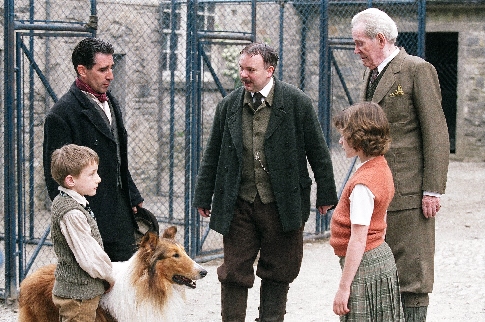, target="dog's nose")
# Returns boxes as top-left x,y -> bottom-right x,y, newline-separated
200,269 -> 208,278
